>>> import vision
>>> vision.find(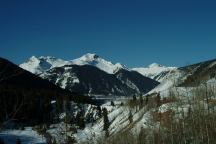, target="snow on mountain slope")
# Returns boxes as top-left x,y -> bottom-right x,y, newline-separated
20,53 -> 127,75
34,58 -> 215,143
20,56 -> 68,74
147,69 -> 186,95
20,53 -> 159,96
70,53 -> 127,74
71,59 -> 216,143
132,63 -> 176,82
148,58 -> 216,95
40,64 -> 155,96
